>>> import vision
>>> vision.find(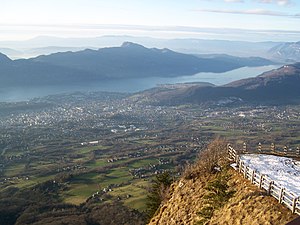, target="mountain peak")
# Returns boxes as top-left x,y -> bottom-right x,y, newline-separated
0,53 -> 12,63
121,42 -> 146,49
